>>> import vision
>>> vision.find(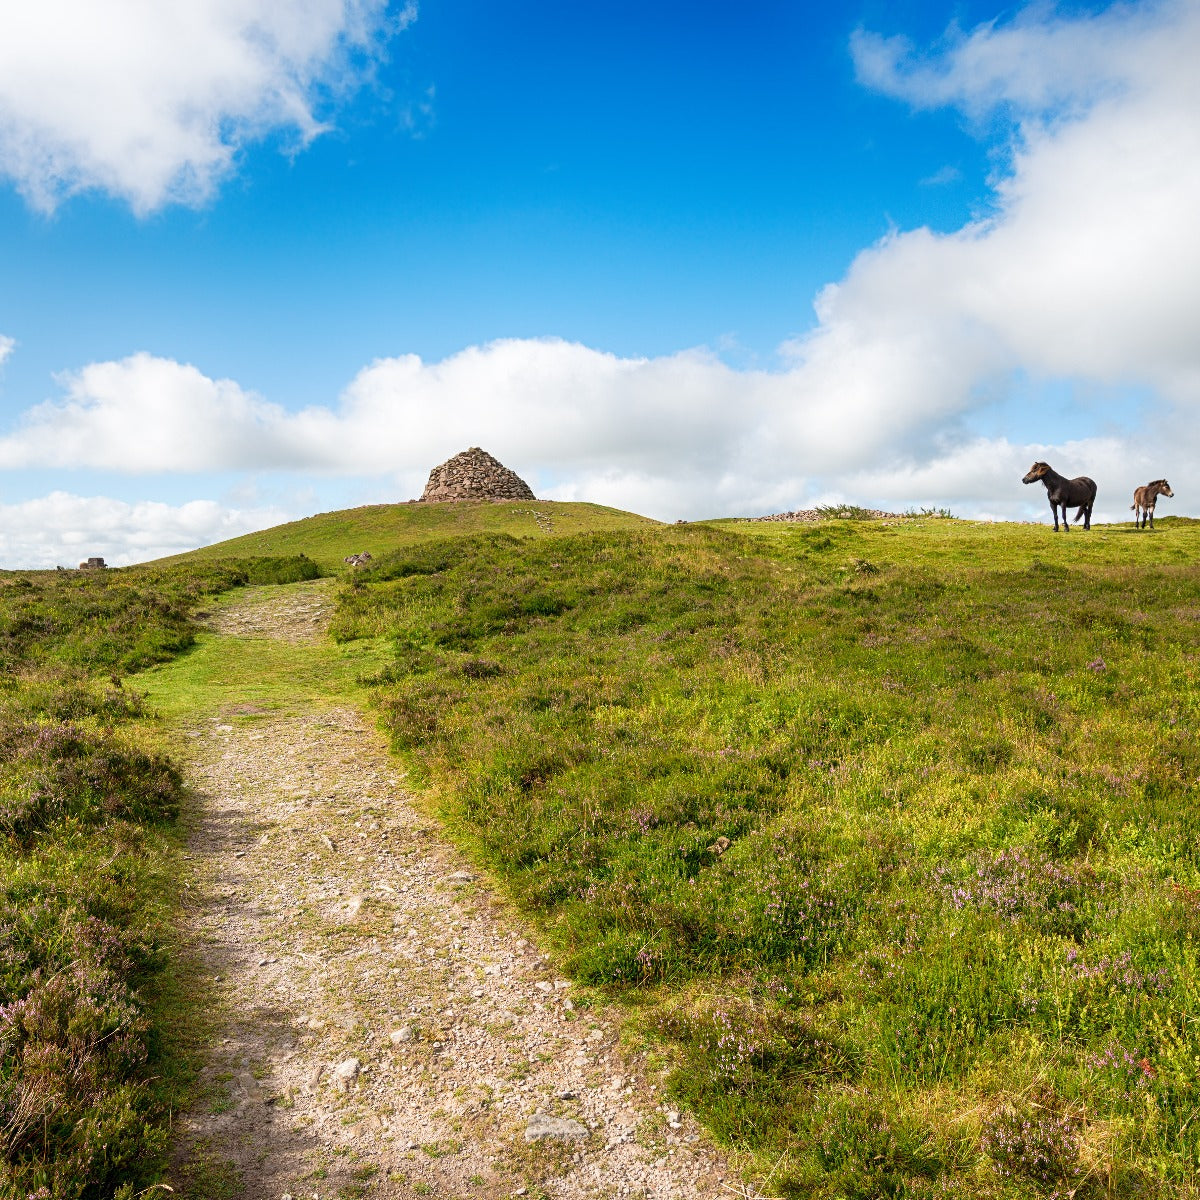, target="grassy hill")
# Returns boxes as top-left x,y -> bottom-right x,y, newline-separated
155,498 -> 659,572
331,514 -> 1200,1198
10,510 -> 1200,1197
